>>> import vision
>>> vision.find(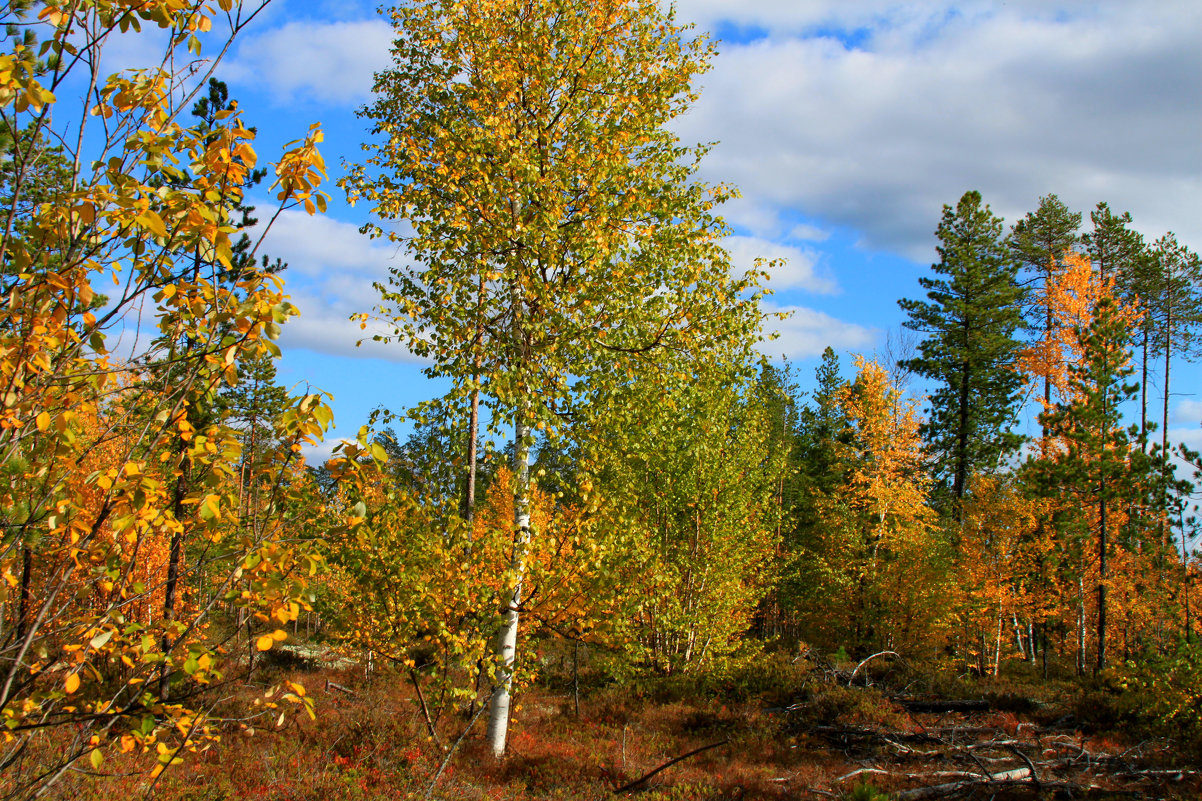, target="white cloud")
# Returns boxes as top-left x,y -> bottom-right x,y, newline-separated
278,294 -> 422,363
225,19 -> 394,105
675,2 -> 1202,260
758,303 -> 877,359
725,235 -> 837,293
246,208 -> 425,361
1173,399 -> 1202,426
788,223 -> 830,243
252,207 -> 402,278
